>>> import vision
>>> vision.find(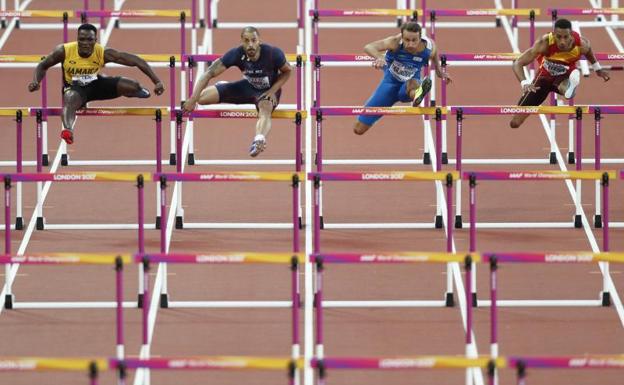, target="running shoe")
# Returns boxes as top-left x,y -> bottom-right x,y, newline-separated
564,69 -> 580,99
249,138 -> 266,157
61,129 -> 74,145
412,77 -> 432,107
